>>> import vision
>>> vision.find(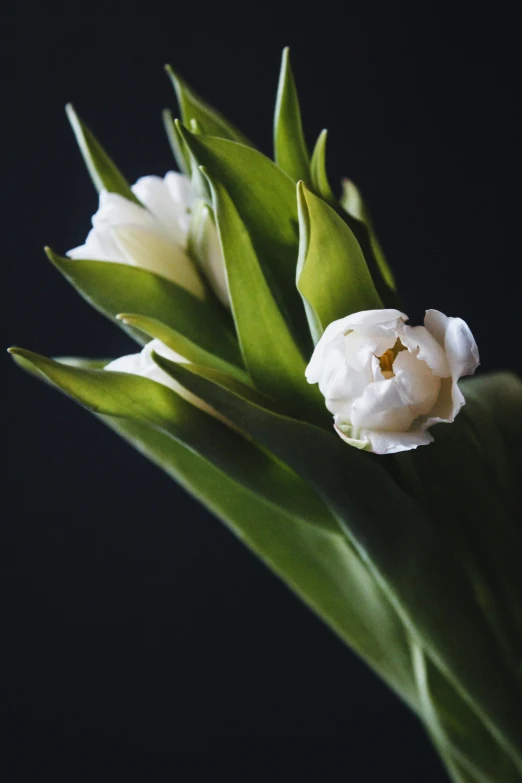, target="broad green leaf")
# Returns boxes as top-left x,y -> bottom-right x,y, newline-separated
155,361 -> 522,767
165,65 -> 253,147
162,108 -> 190,175
174,124 -> 310,351
274,47 -> 310,182
14,351 -> 521,772
13,349 -> 418,706
9,347 -> 333,533
117,314 -> 251,386
310,129 -> 337,206
297,183 -> 383,343
100,412 -> 419,710
421,648 -> 522,782
46,249 -> 241,366
396,375 -> 522,659
201,170 -> 326,423
65,104 -> 140,205
341,177 -> 396,292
